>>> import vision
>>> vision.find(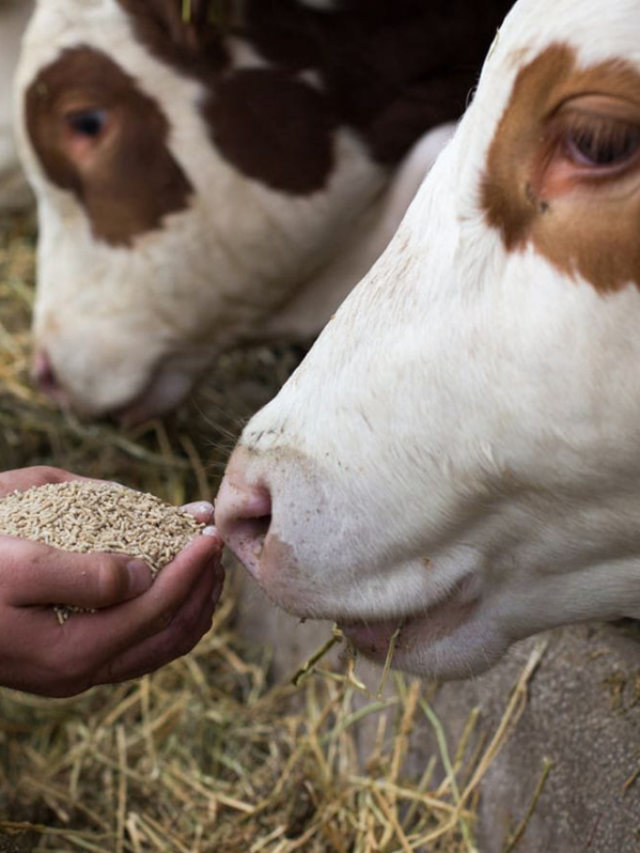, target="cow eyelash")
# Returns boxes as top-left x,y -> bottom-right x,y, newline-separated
560,112 -> 640,169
